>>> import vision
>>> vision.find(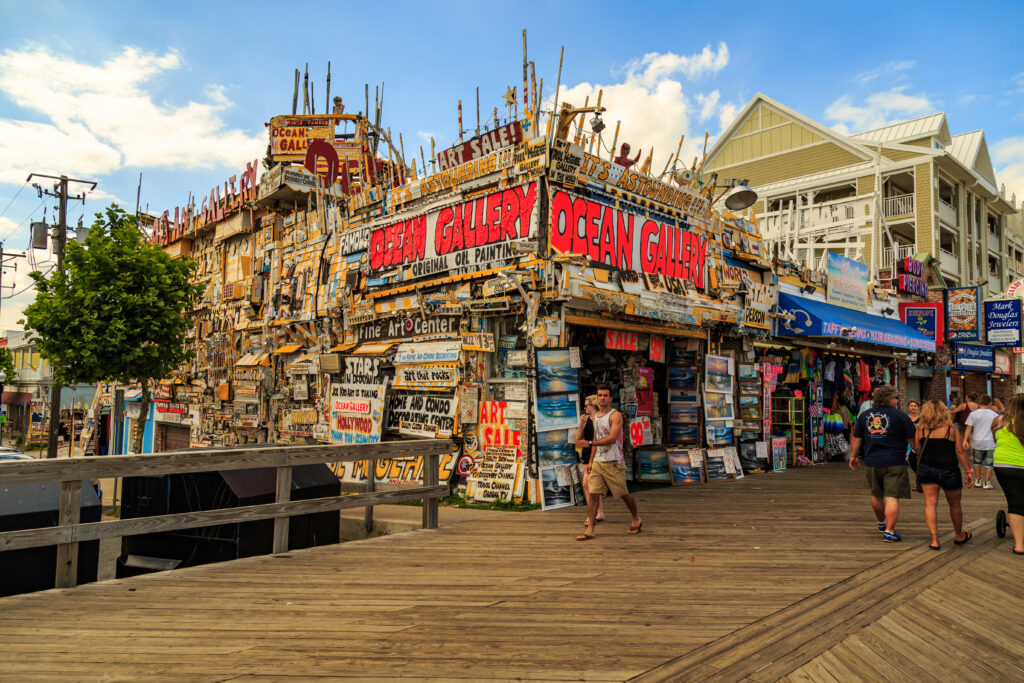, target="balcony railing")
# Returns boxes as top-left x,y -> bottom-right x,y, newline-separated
938,198 -> 957,226
988,232 -> 1001,253
939,248 -> 957,273
884,194 -> 914,218
880,244 -> 916,271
